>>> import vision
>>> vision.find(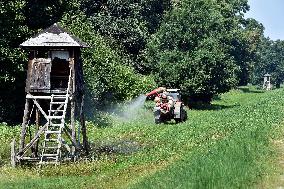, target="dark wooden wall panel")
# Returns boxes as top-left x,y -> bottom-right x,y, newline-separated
29,58 -> 51,91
